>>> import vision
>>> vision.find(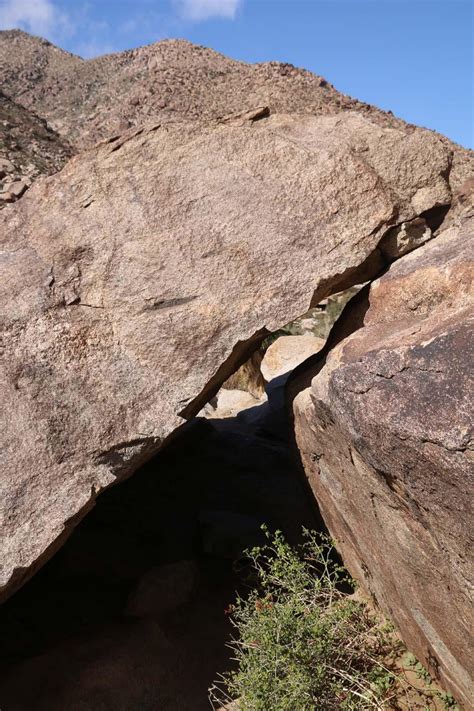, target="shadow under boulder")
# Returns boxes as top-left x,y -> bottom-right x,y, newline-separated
0,379 -> 321,711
